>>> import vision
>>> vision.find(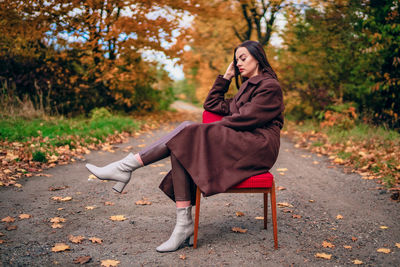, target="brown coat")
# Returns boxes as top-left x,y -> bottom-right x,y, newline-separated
159,72 -> 284,204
